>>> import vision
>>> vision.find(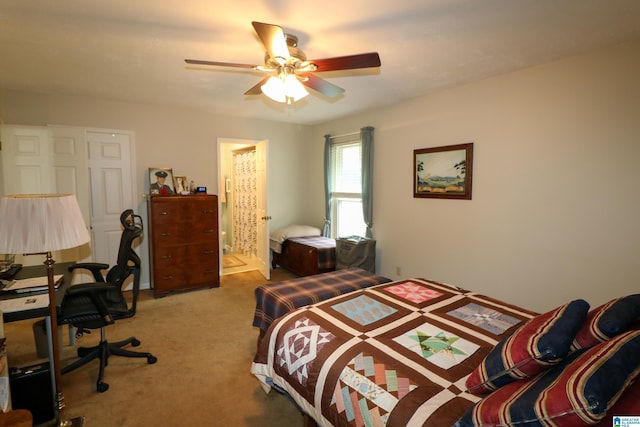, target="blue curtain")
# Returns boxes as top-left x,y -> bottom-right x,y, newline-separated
361,126 -> 374,238
323,134 -> 332,237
